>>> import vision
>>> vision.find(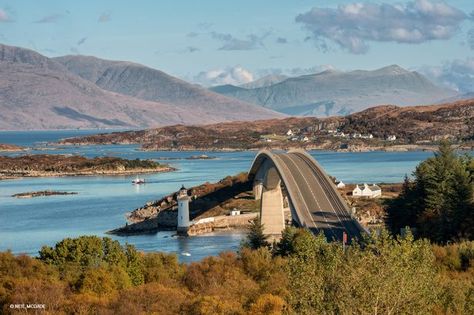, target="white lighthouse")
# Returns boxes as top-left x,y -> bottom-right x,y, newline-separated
177,185 -> 191,235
